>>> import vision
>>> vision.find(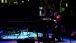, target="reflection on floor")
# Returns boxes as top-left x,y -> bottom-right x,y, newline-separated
56,42 -> 76,43
49,34 -> 76,43
1,32 -> 43,39
1,32 -> 76,43
0,41 -> 17,43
